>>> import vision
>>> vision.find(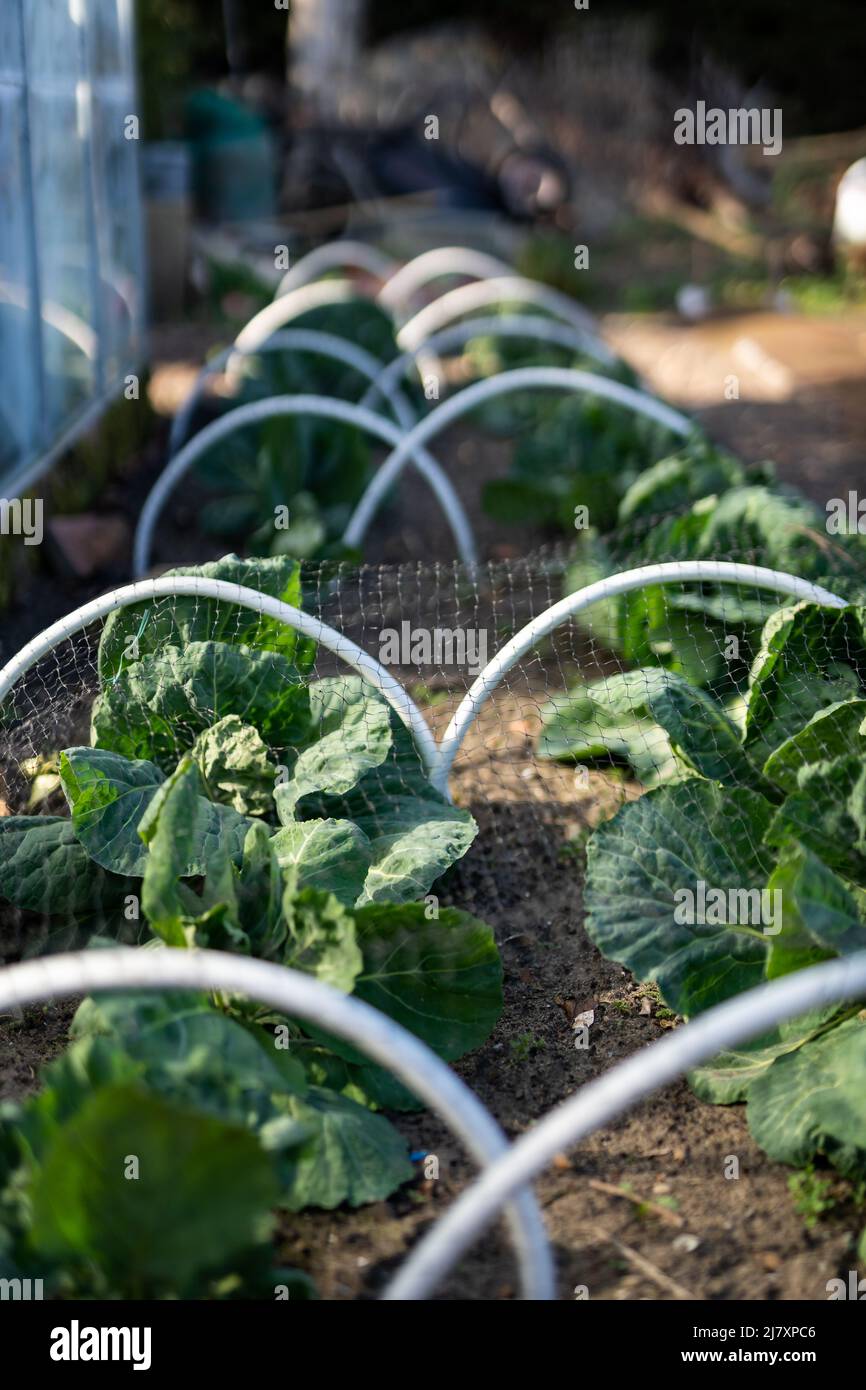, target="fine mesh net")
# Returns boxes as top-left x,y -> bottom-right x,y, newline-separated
3,530 -> 866,965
